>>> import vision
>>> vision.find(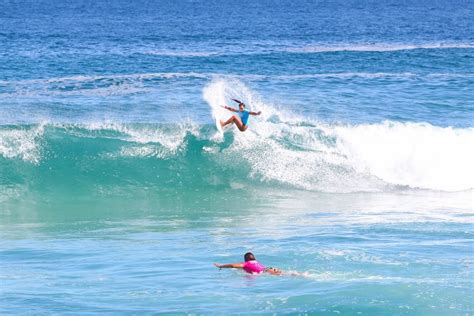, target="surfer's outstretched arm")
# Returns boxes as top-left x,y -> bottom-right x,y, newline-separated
221,105 -> 238,112
214,263 -> 244,269
249,111 -> 262,116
